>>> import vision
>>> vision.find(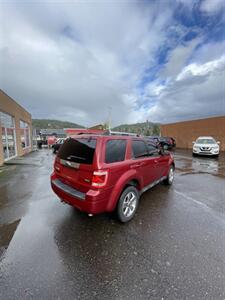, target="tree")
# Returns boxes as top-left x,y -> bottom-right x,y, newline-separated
152,124 -> 160,136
